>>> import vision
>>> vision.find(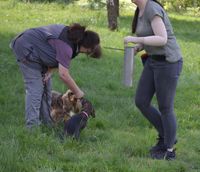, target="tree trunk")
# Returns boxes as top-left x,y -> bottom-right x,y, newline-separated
115,0 -> 119,17
107,0 -> 118,30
